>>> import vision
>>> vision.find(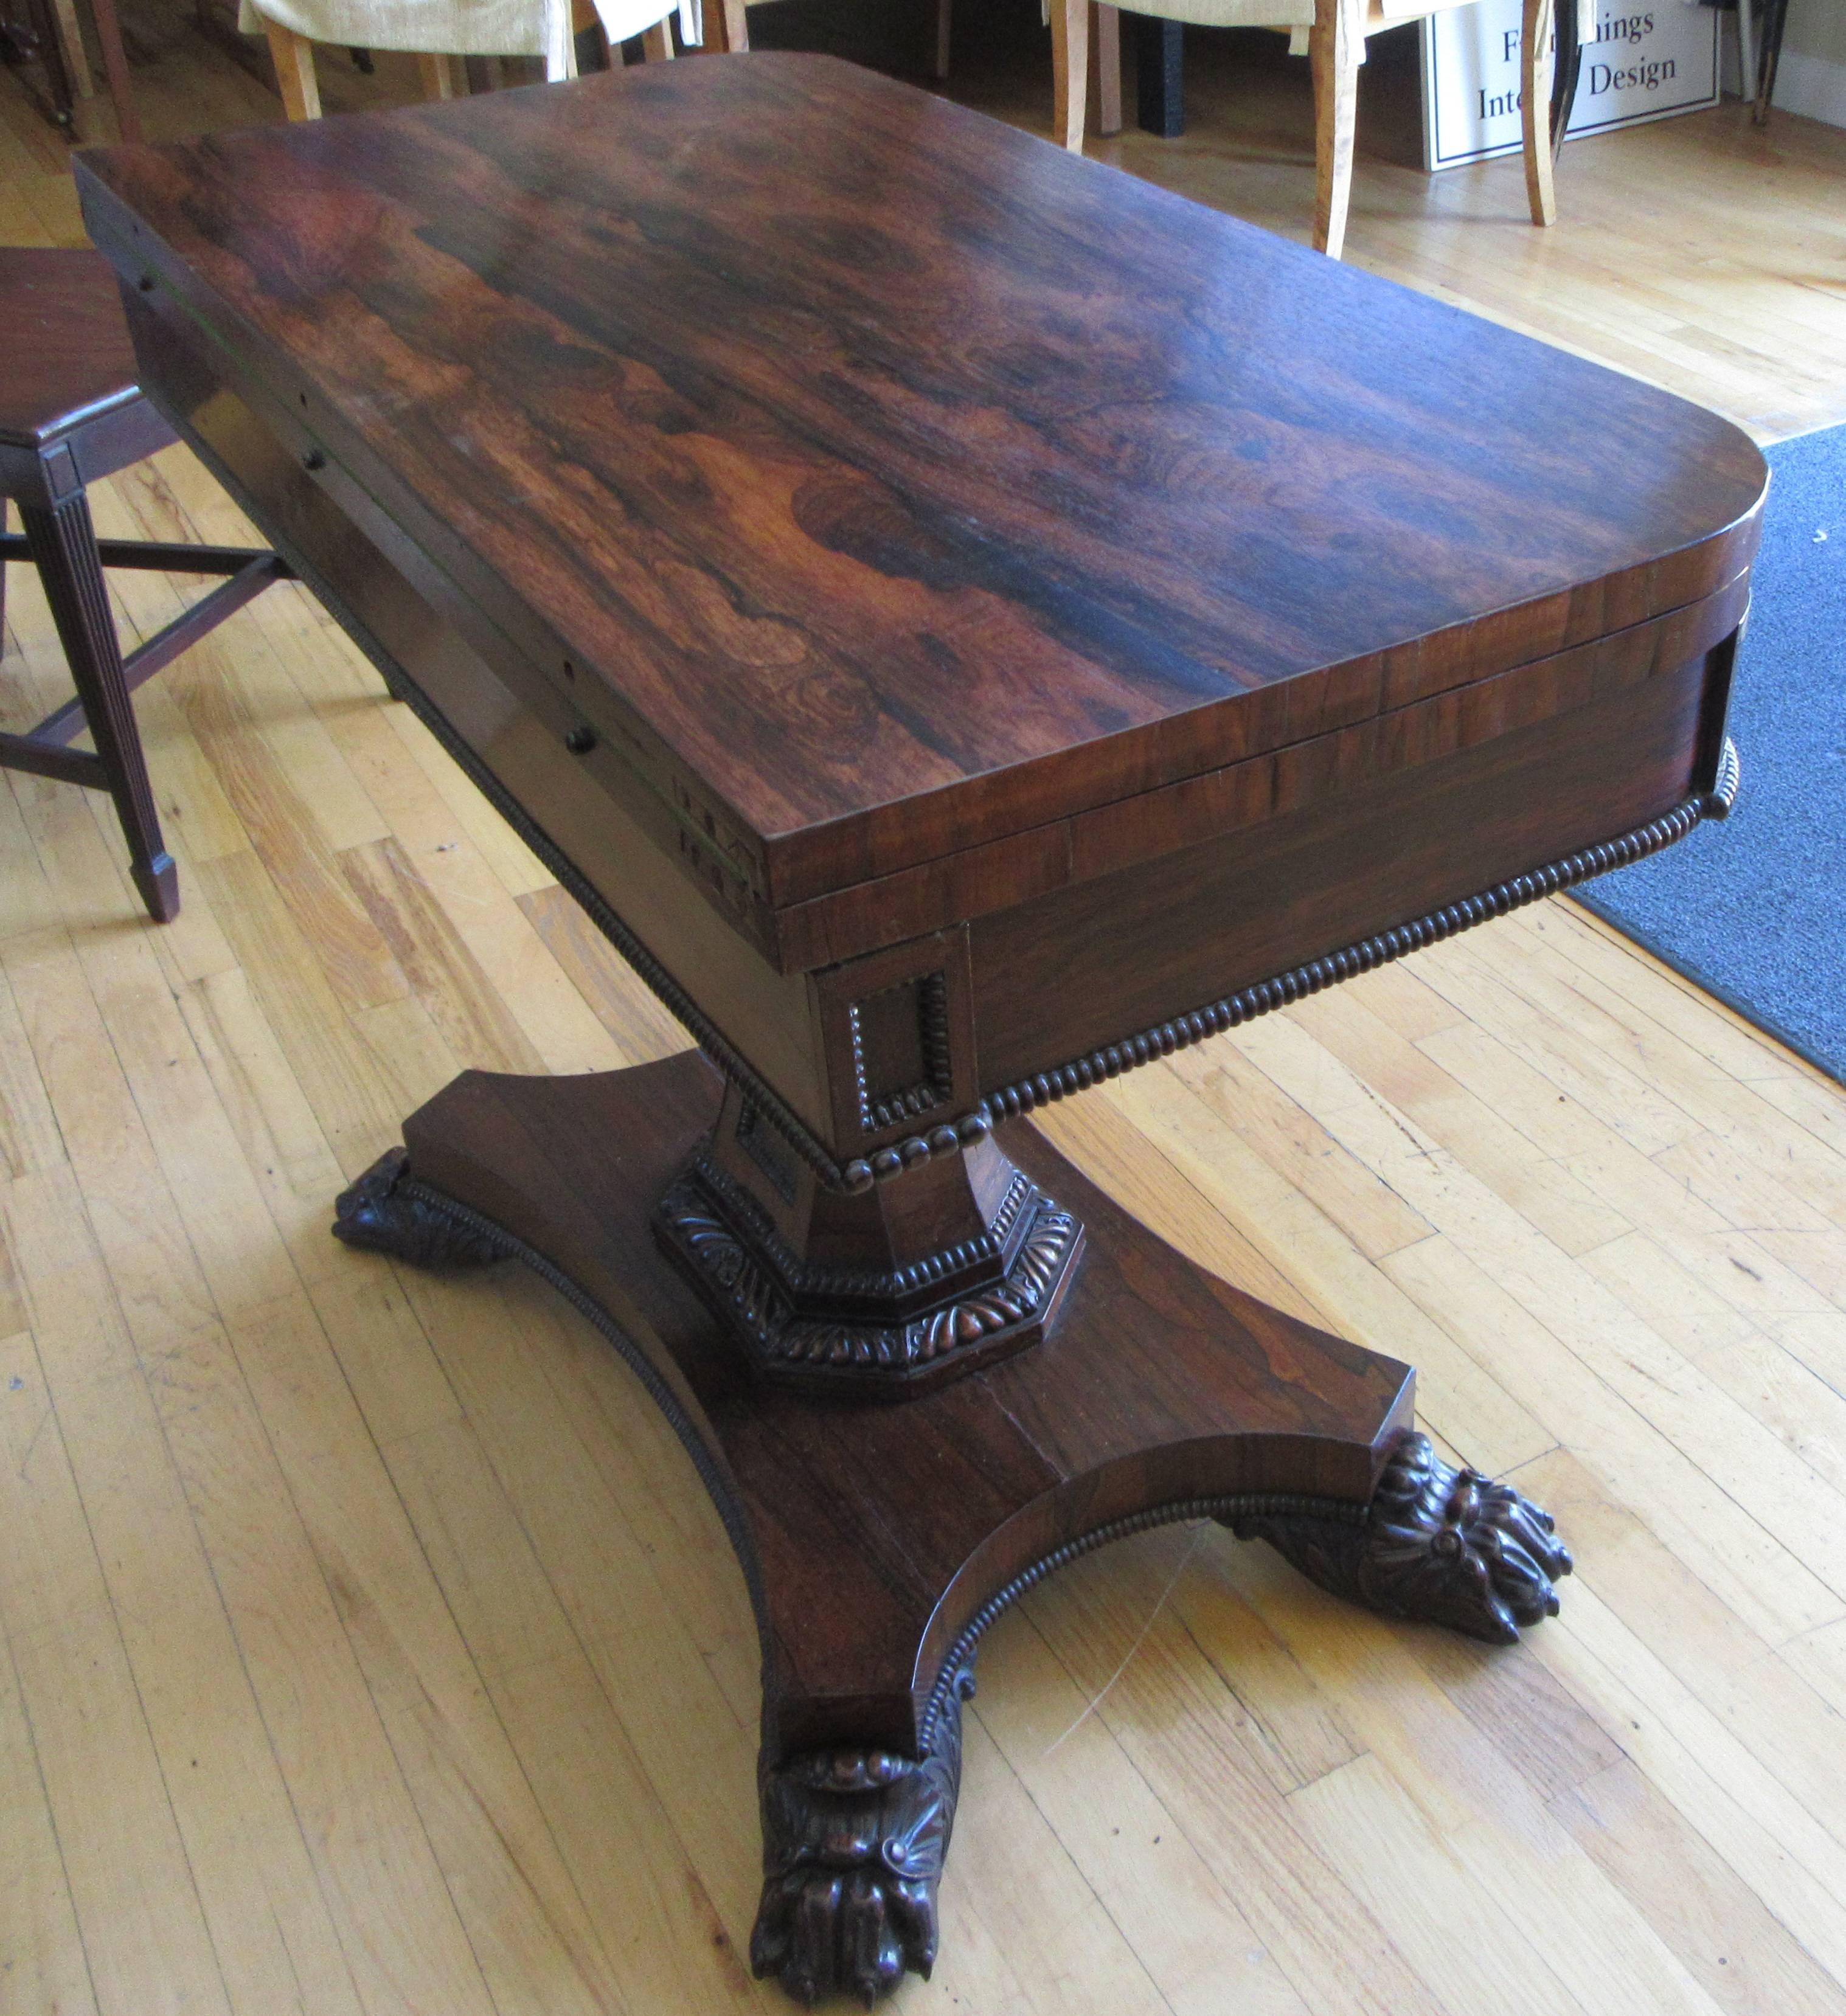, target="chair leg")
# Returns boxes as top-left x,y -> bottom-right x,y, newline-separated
1549,0 -> 1581,149
1753,0 -> 1786,125
20,493 -> 178,923
1735,0 -> 1755,103
1310,0 -> 1360,258
46,0 -> 91,100
934,0 -> 951,78
641,18 -> 675,58
1051,0 -> 1087,151
417,49 -> 465,97
89,0 -> 142,140
264,16 -> 322,119
706,0 -> 748,50
1135,16 -> 1182,135
1090,2 -> 1120,135
1522,0 -> 1556,225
